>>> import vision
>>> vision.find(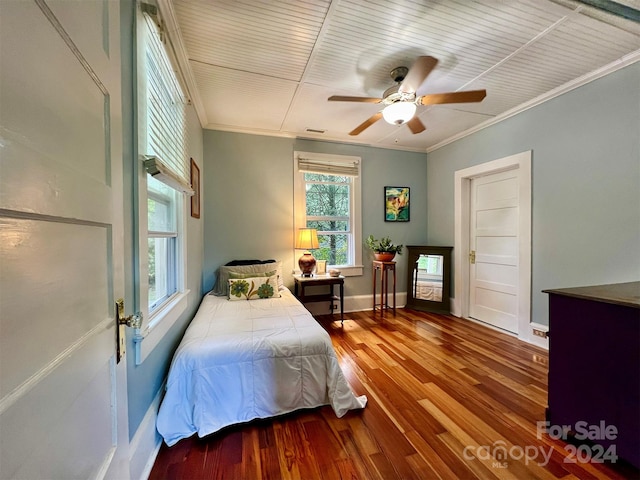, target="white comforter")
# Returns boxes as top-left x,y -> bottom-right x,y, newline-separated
156,288 -> 367,446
